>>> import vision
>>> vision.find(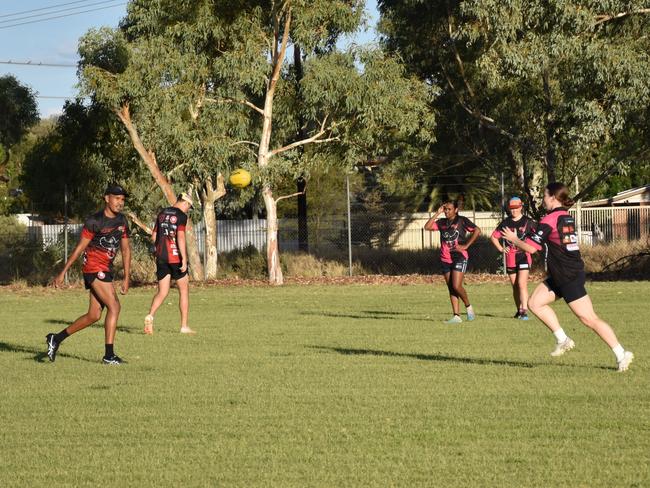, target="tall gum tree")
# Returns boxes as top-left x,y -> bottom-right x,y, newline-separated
82,1 -> 437,284
379,0 -> 650,211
